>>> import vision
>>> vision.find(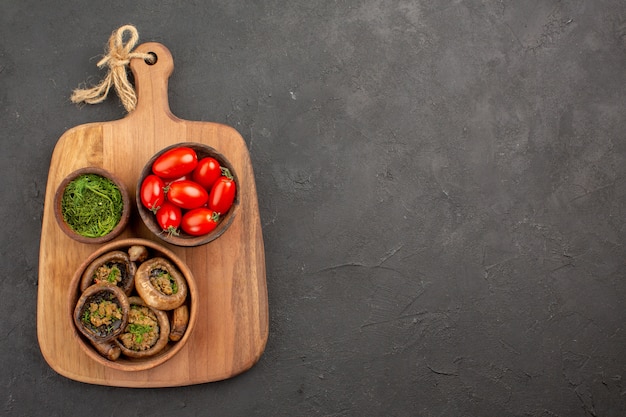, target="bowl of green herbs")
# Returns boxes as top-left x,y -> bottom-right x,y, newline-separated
54,167 -> 130,244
